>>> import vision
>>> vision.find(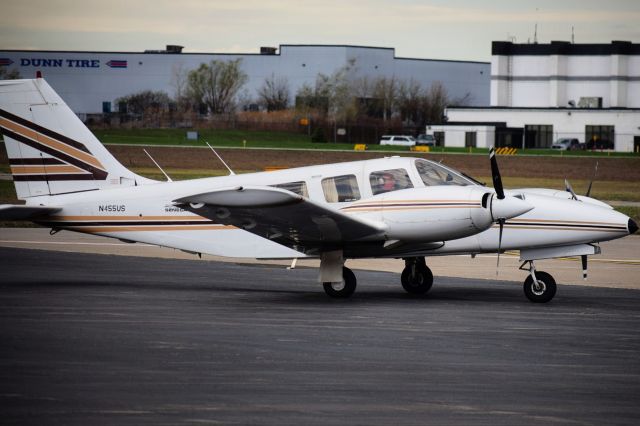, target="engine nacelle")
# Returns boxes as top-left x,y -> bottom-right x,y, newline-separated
347,186 -> 495,242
